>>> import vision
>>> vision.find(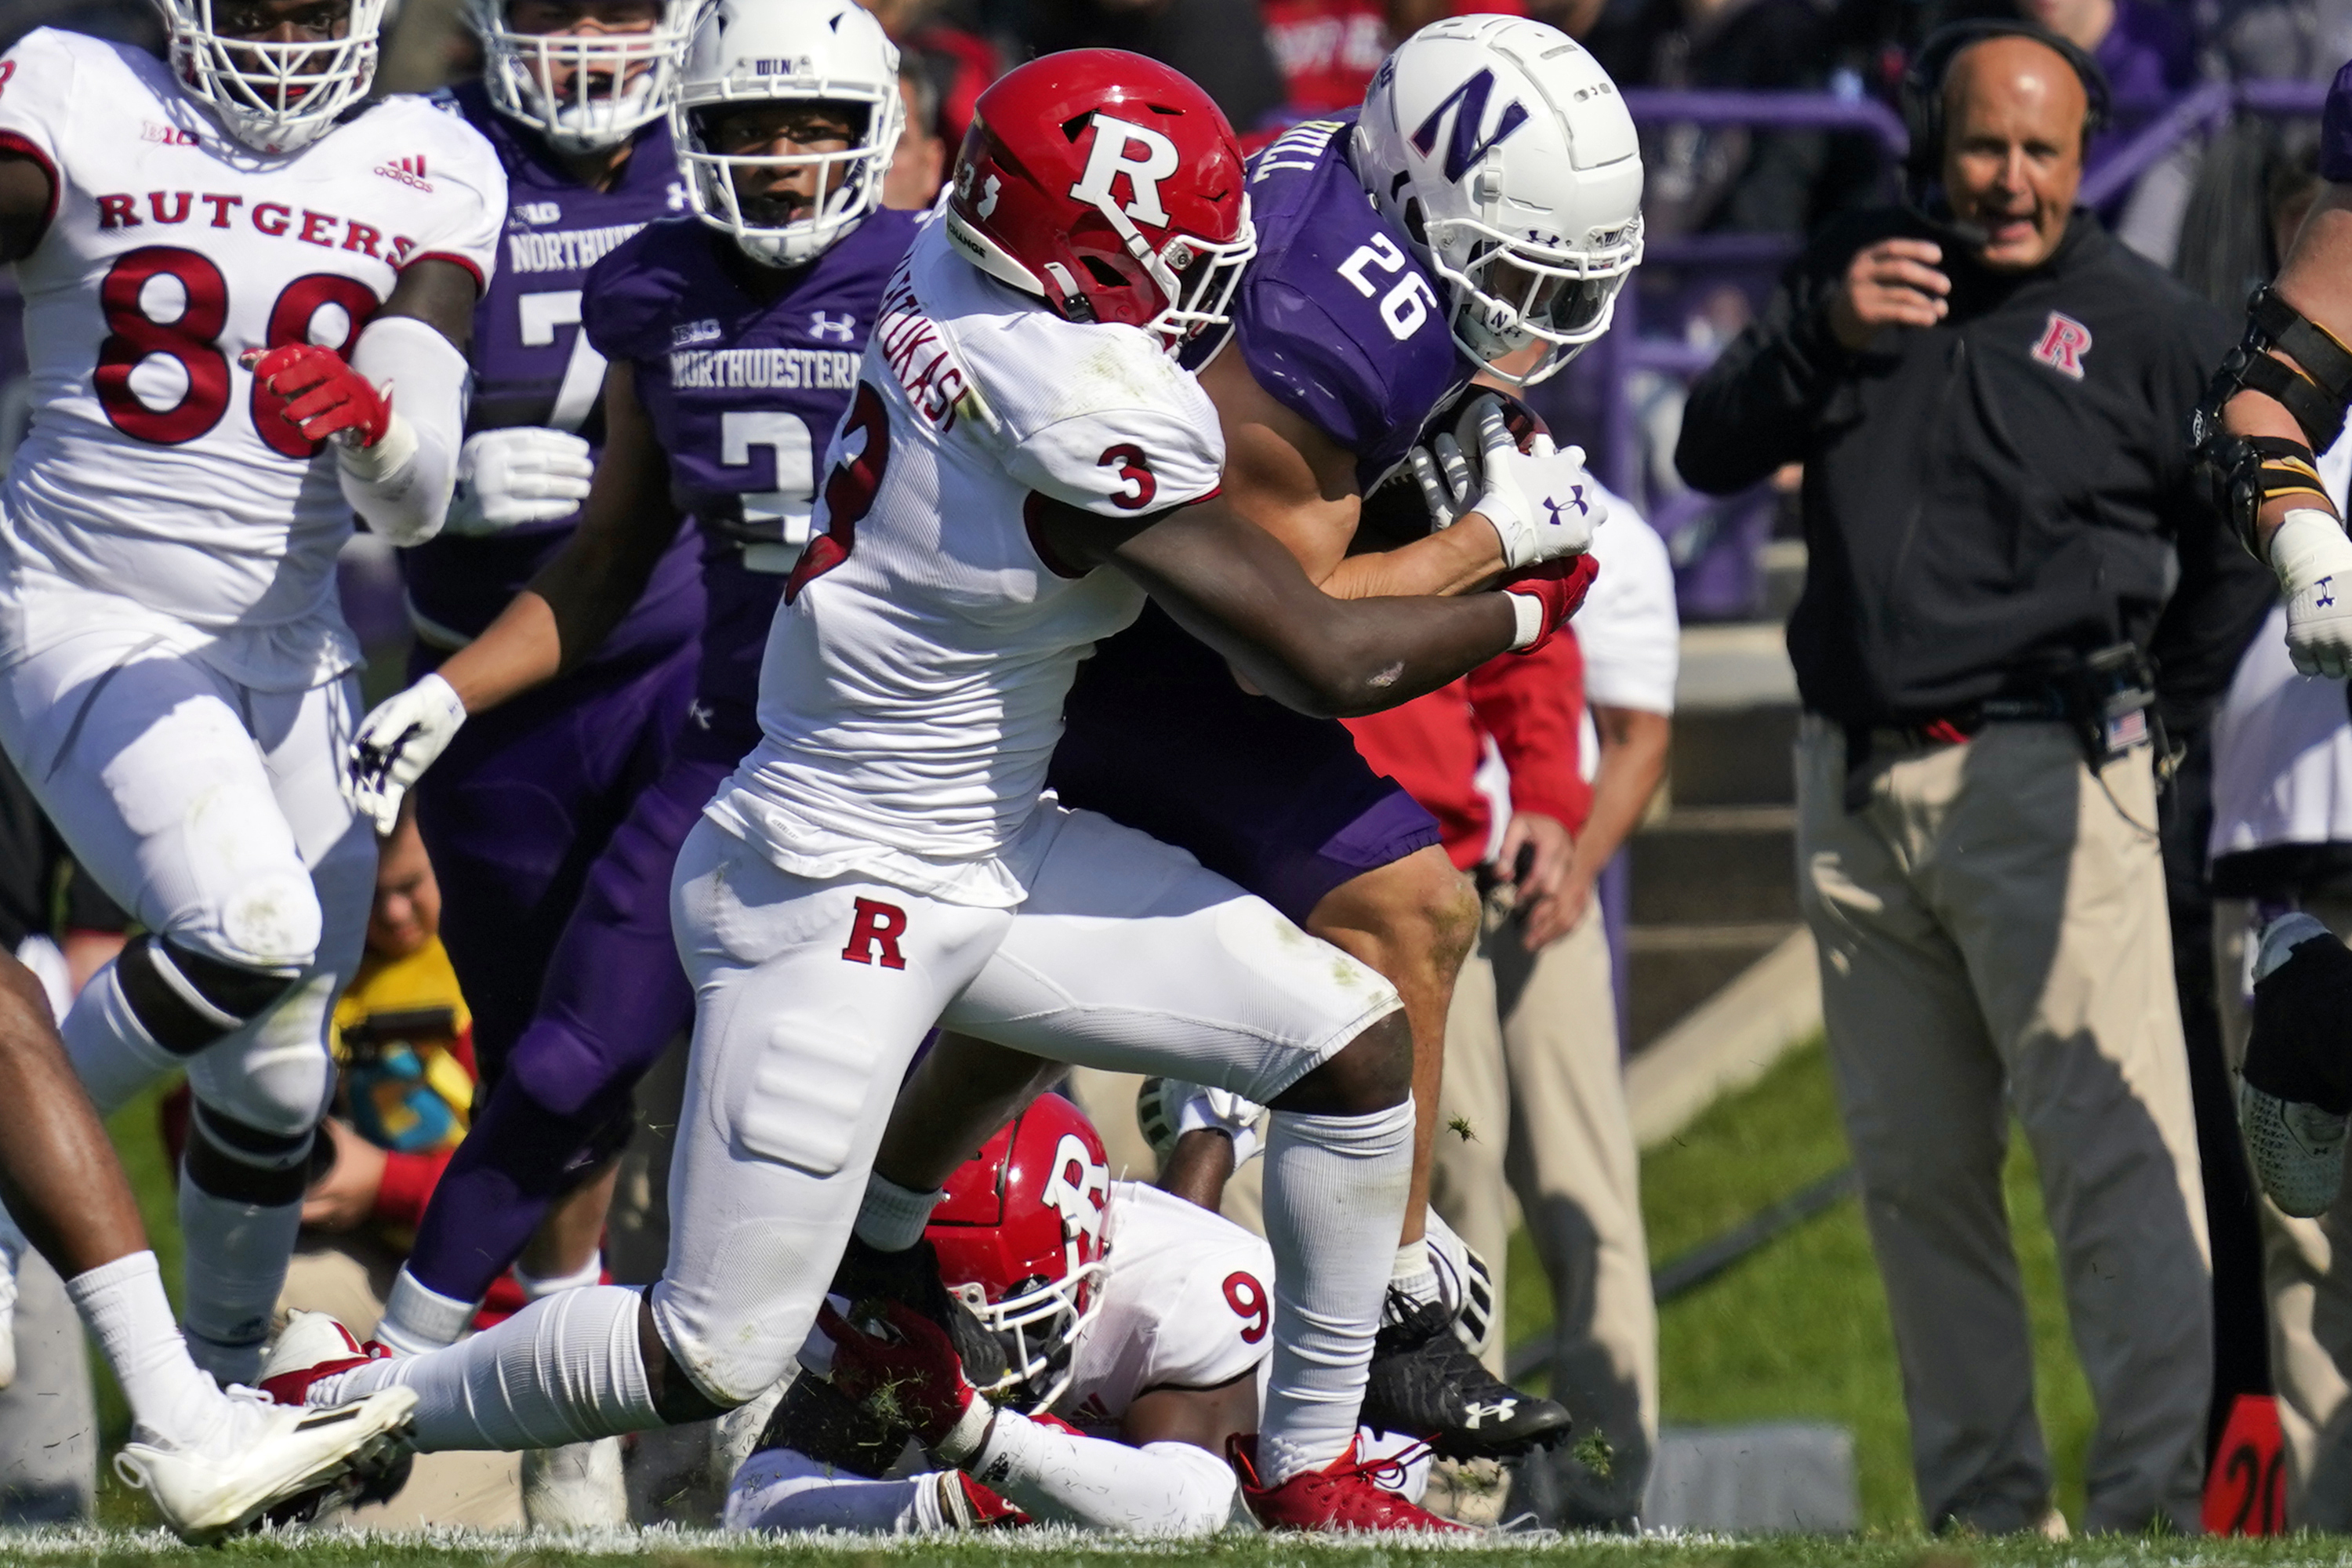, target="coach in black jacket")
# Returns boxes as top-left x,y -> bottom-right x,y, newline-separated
1676,28 -> 2270,1537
